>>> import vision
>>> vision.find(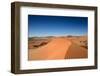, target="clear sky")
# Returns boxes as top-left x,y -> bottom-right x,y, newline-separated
28,15 -> 88,37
